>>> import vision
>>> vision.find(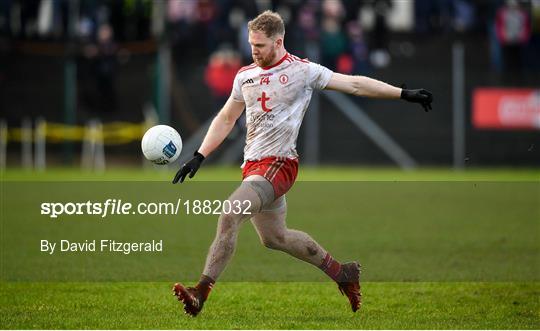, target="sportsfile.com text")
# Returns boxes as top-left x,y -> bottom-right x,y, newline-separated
40,198 -> 252,219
